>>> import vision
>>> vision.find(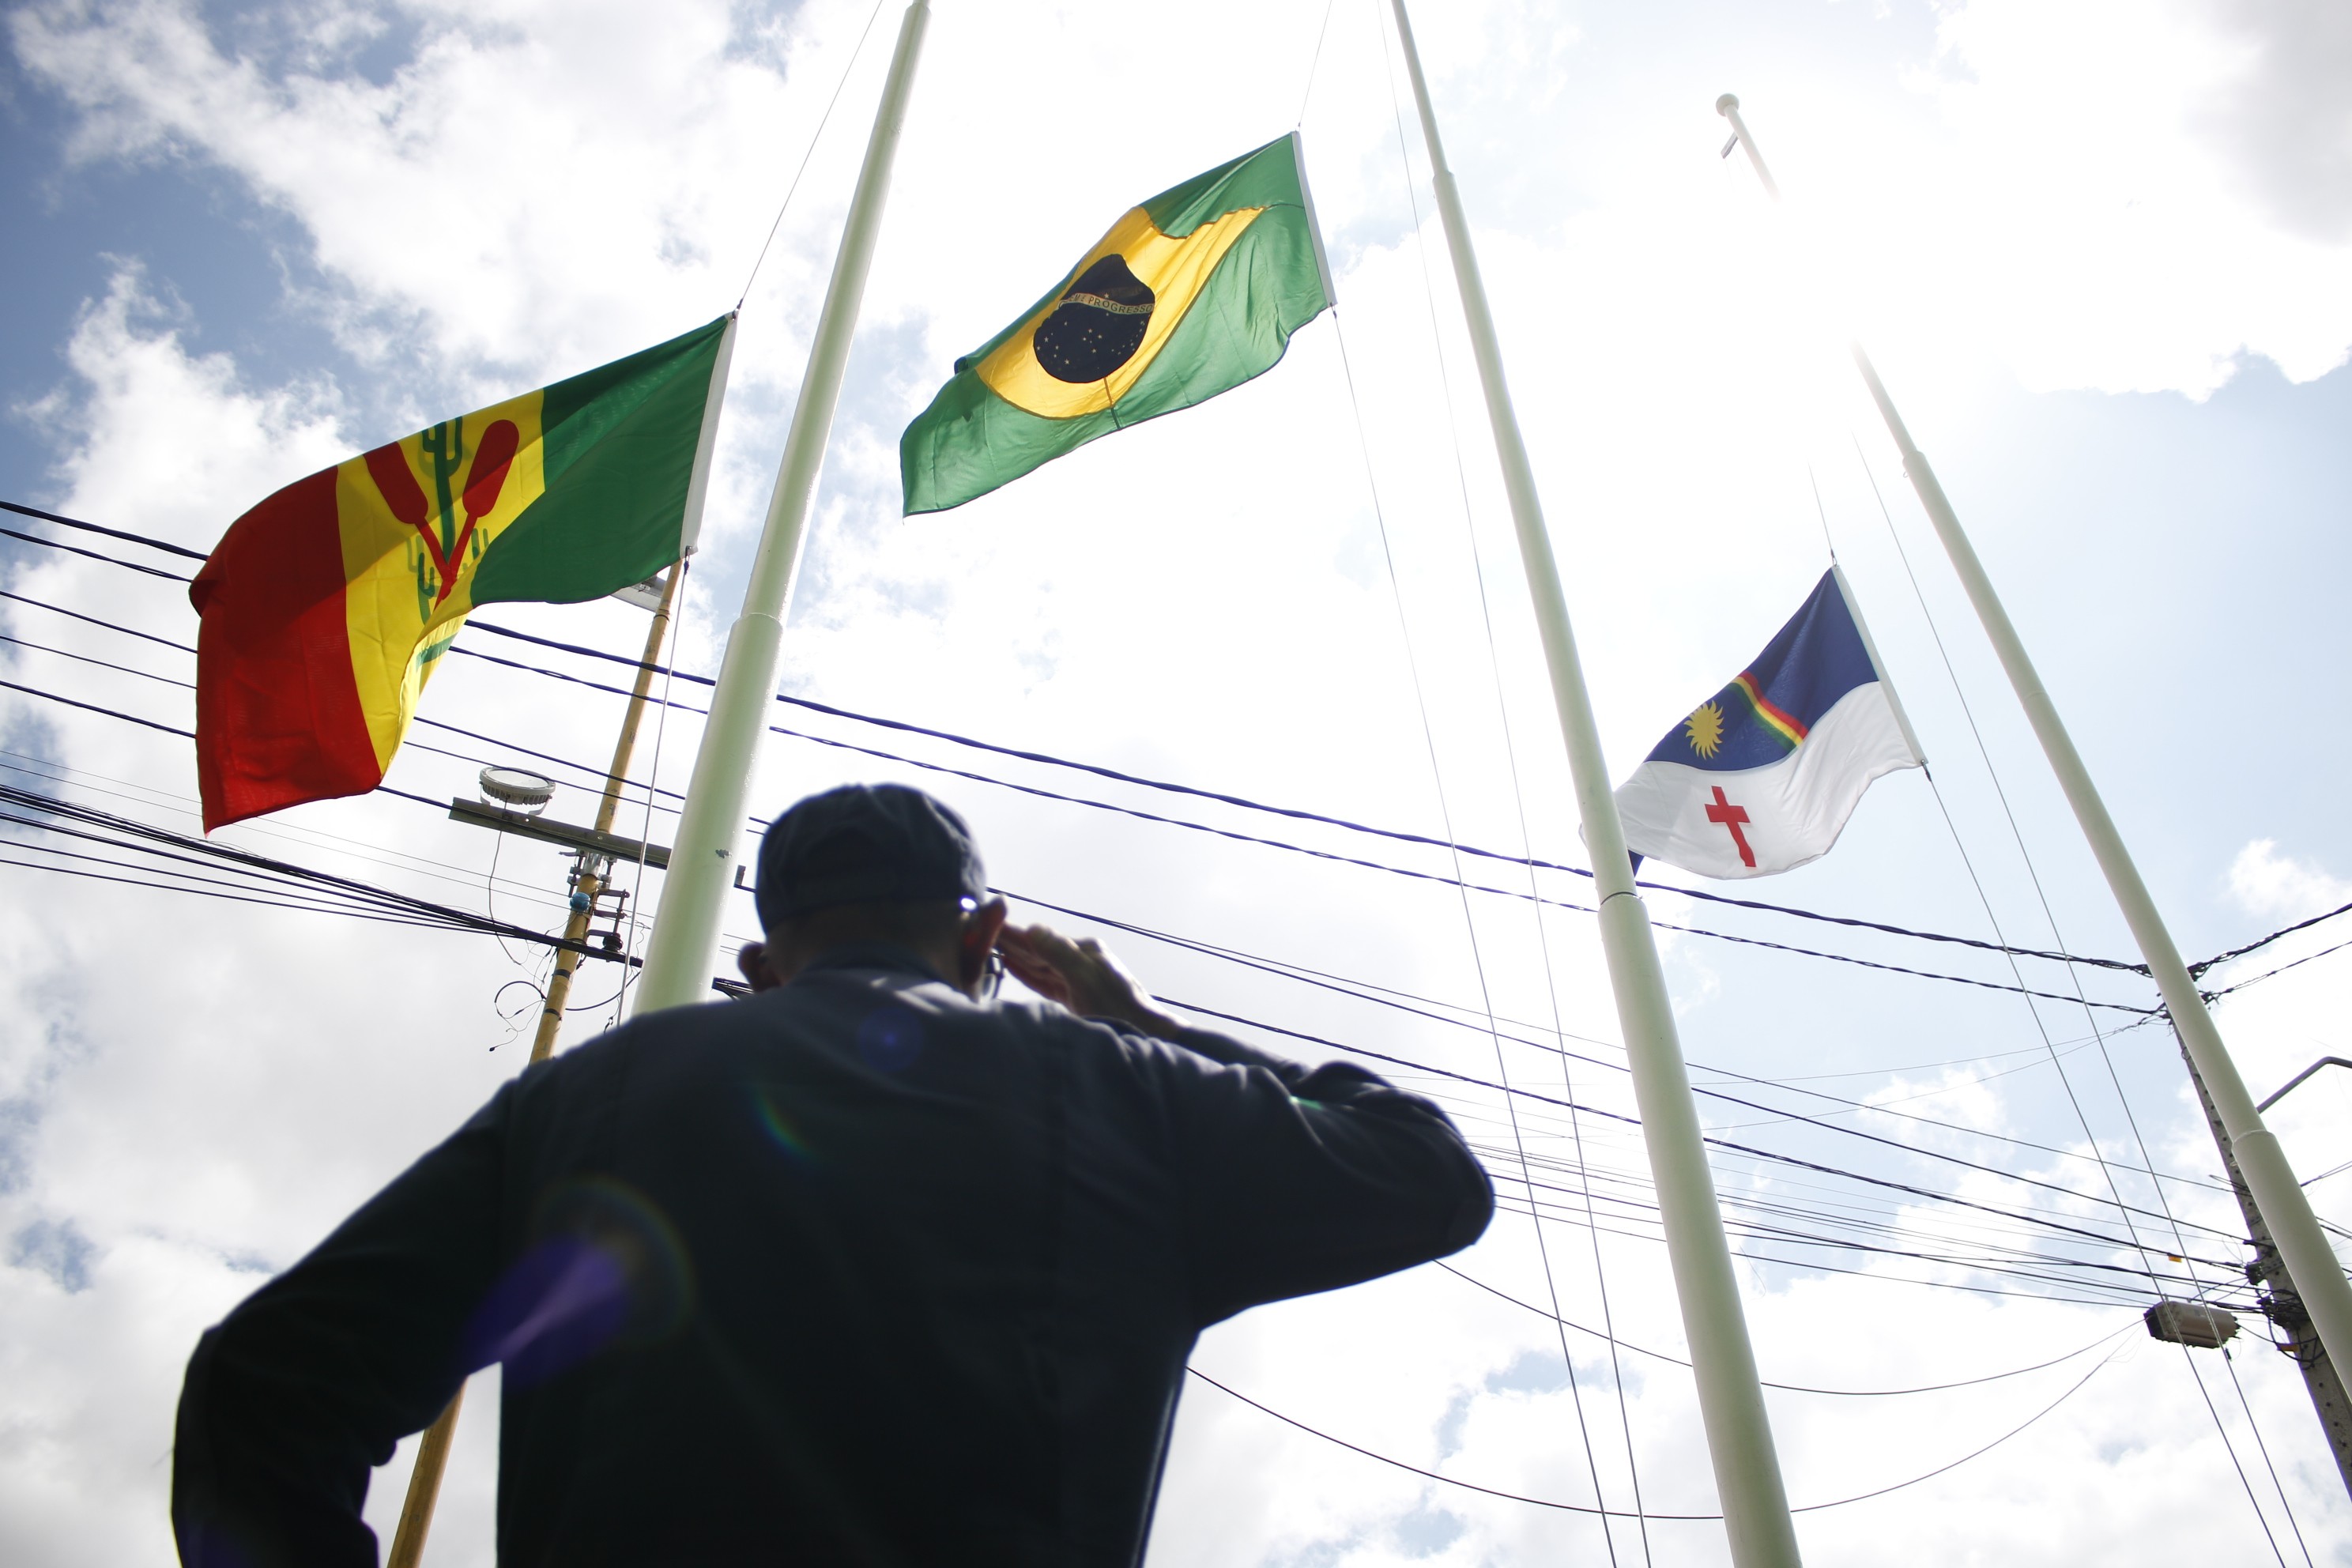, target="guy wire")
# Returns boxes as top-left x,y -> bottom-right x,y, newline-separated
1845,439 -> 2169,1278
484,828 -> 526,966
1848,435 -> 2294,1560
1807,466 -> 1838,562
737,0 -> 892,310
1332,302 -> 1619,1563
1372,0 -> 1649,1551
1852,440 -> 2206,1270
2223,1344 -> 2316,1568
1295,0 -> 1342,128
615,558 -> 689,1024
